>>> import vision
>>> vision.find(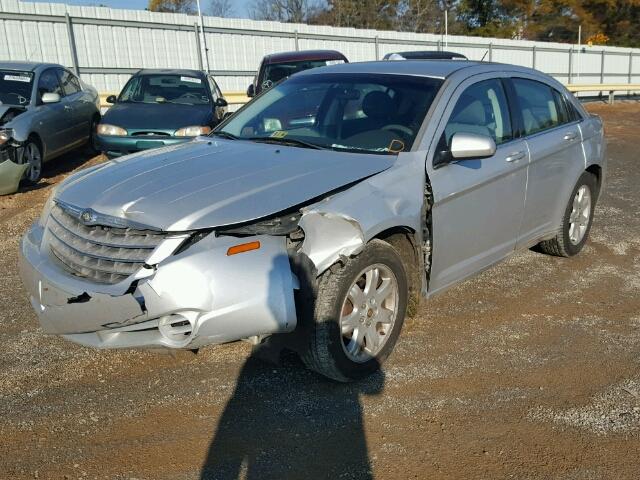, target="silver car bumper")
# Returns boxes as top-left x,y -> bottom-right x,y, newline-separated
19,223 -> 298,349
